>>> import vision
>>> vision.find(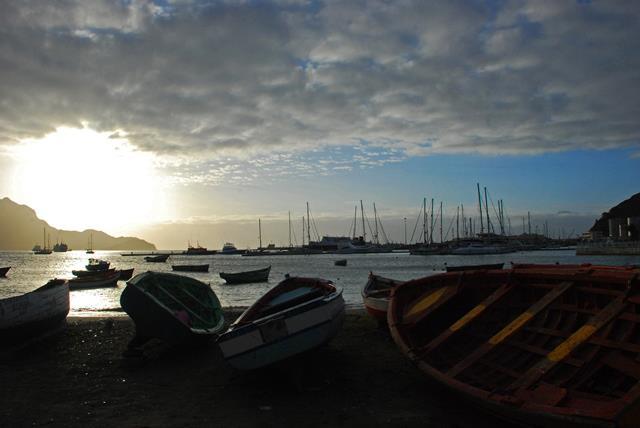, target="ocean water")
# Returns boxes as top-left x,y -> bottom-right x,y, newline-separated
1,250 -> 638,316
